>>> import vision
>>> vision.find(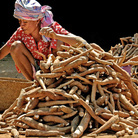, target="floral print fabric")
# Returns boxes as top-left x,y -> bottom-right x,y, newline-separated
6,21 -> 69,72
